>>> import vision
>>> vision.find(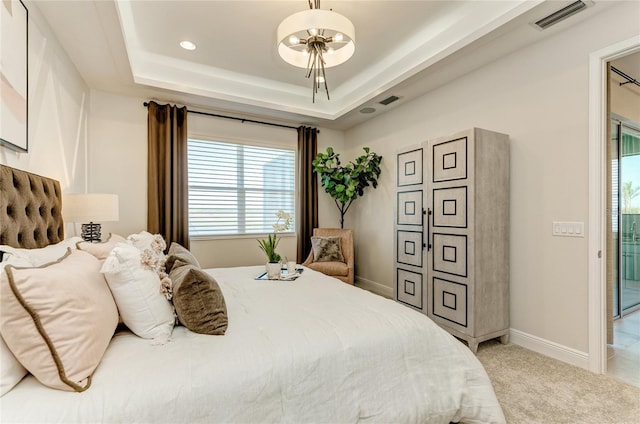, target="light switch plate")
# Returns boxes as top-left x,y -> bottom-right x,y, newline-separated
552,221 -> 584,237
